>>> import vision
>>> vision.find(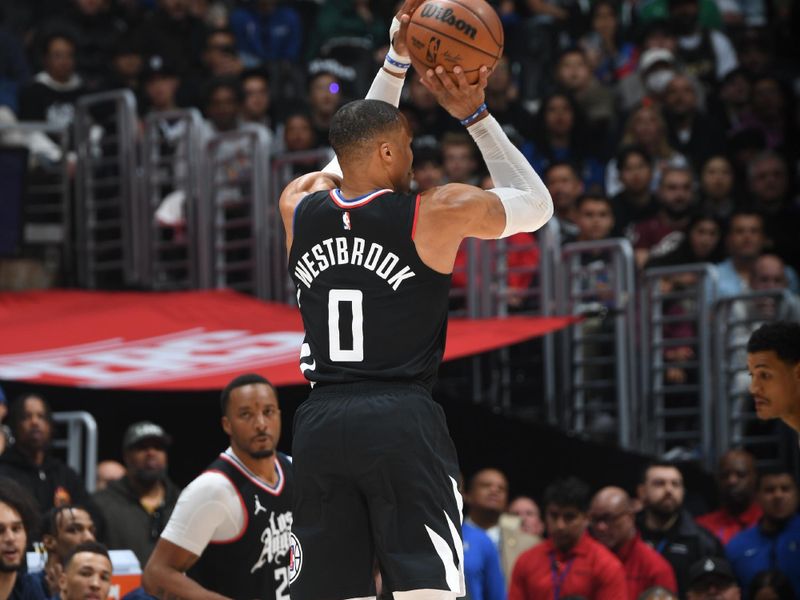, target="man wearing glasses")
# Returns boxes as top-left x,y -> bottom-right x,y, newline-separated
590,486 -> 677,600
